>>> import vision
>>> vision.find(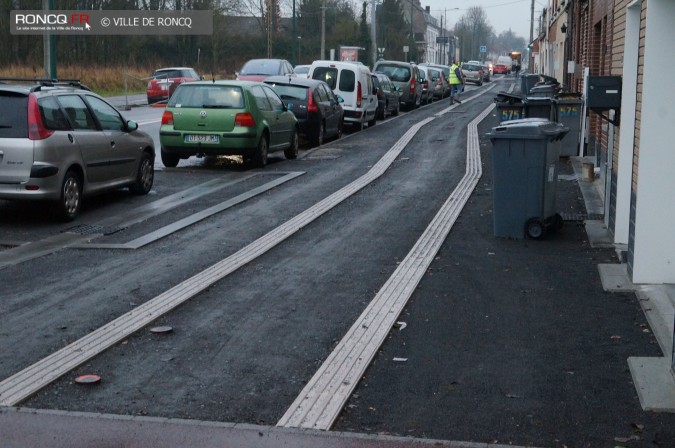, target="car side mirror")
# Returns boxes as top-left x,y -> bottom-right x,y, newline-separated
126,120 -> 138,132
337,95 -> 344,103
